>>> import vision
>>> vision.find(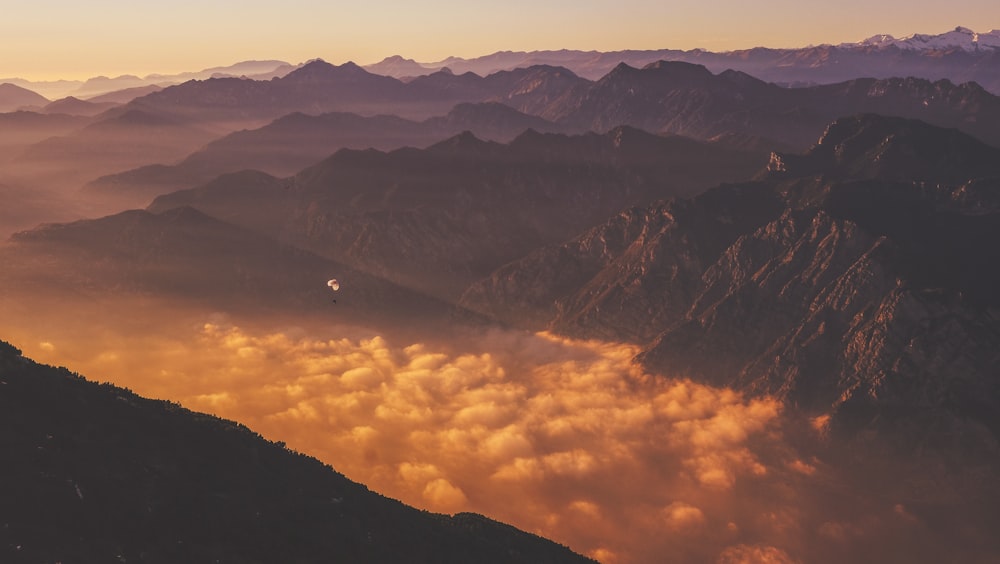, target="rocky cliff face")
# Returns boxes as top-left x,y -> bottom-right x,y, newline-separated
538,64 -> 1000,149
462,115 -> 1000,438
